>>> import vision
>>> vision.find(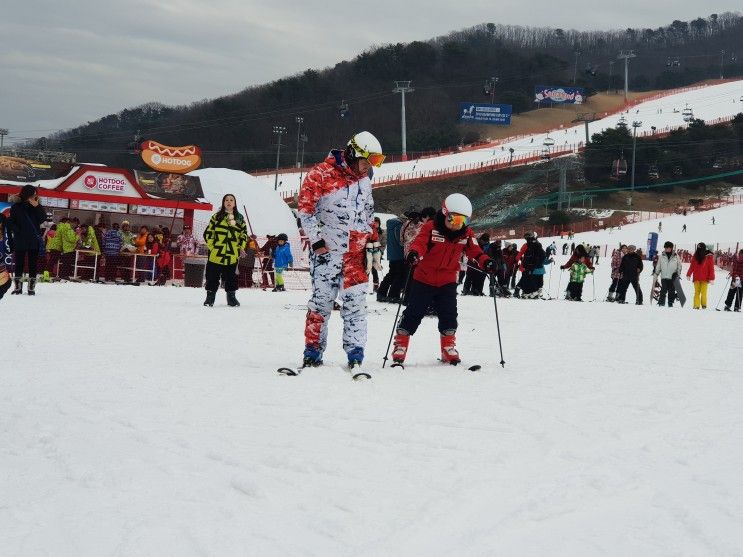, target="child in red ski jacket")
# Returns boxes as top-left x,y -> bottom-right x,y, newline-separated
391,194 -> 494,366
